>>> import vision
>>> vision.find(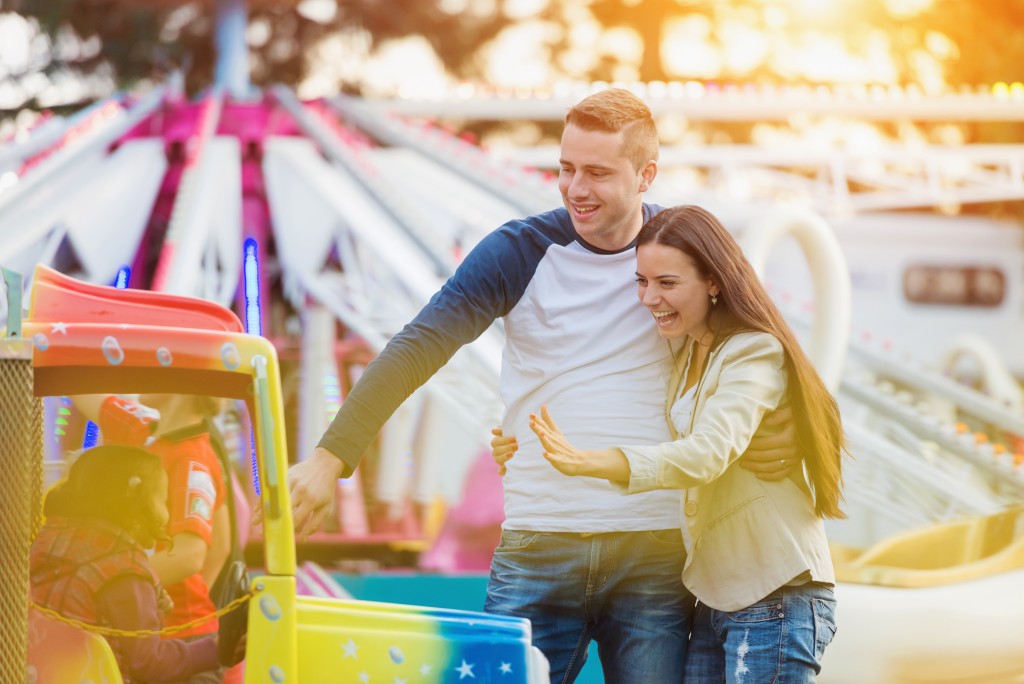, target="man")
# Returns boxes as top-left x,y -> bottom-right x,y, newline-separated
288,88 -> 794,683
